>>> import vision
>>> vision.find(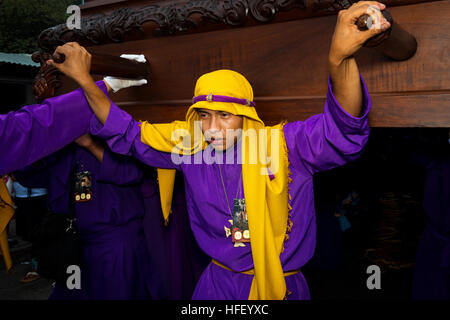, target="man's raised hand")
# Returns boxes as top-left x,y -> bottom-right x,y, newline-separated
46,42 -> 93,87
329,1 -> 390,67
